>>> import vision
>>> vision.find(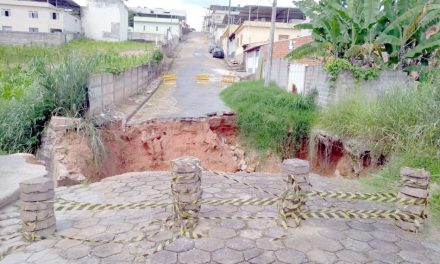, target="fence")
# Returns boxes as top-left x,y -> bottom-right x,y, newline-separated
87,62 -> 162,114
0,31 -> 82,46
